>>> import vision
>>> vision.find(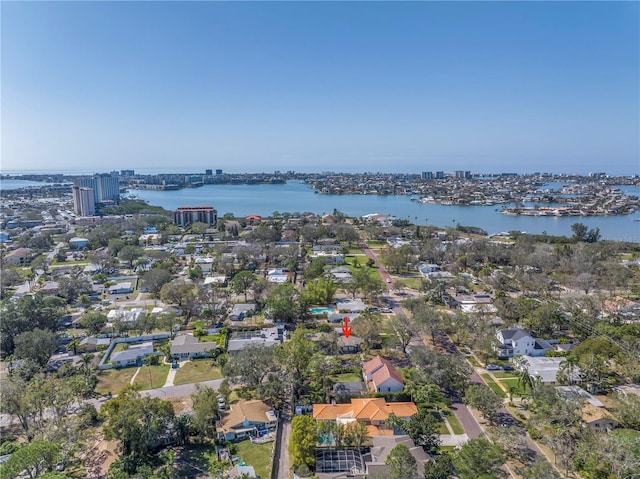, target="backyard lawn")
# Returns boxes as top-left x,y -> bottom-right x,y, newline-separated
235,439 -> 273,479
332,372 -> 362,383
95,368 -> 137,395
134,364 -> 170,390
173,360 -> 223,386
